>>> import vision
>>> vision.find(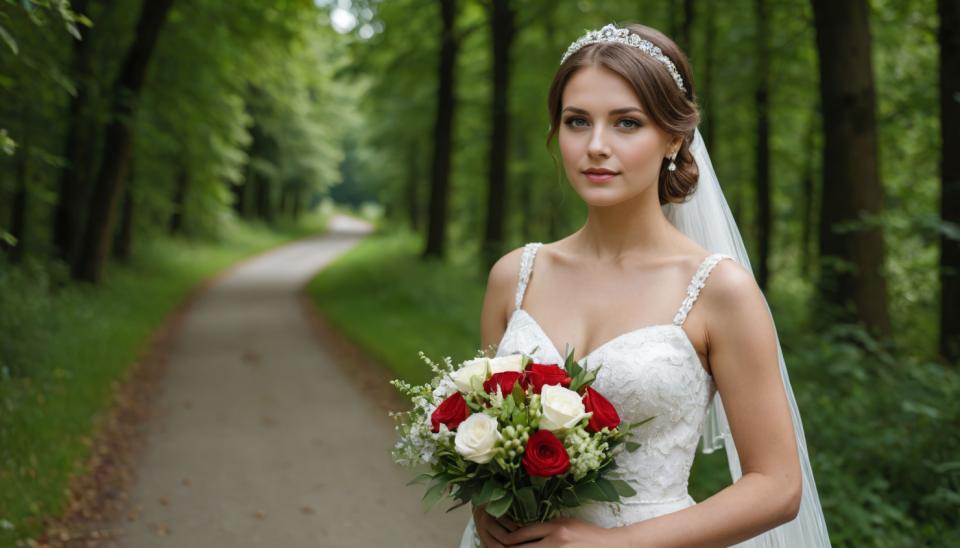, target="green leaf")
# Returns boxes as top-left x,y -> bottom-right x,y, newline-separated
472,478 -> 497,506
511,380 -> 526,403
0,24 -> 18,55
559,487 -> 579,507
485,492 -> 514,518
625,441 -> 641,452
531,475 -> 547,490
594,478 -> 620,501
489,485 -> 508,503
515,487 -> 538,521
407,472 -> 434,486
574,481 -> 612,502
609,479 -> 637,497
422,480 -> 448,510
